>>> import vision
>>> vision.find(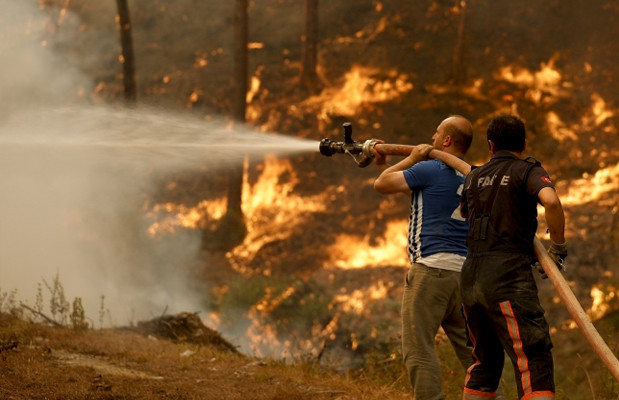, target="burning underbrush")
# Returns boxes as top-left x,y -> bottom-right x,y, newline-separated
143,152 -> 412,366
142,145 -> 619,398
